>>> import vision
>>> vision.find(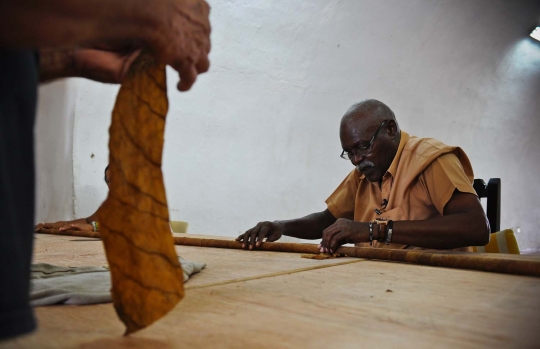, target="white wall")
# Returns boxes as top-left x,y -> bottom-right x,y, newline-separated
36,0 -> 540,251
35,79 -> 78,223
